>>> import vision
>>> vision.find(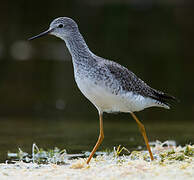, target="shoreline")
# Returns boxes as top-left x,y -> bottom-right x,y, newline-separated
0,143 -> 193,179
